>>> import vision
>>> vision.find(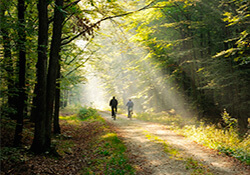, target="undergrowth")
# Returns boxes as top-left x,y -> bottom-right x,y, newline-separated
135,110 -> 250,165
1,106 -> 135,174
62,106 -> 135,174
81,132 -> 135,175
